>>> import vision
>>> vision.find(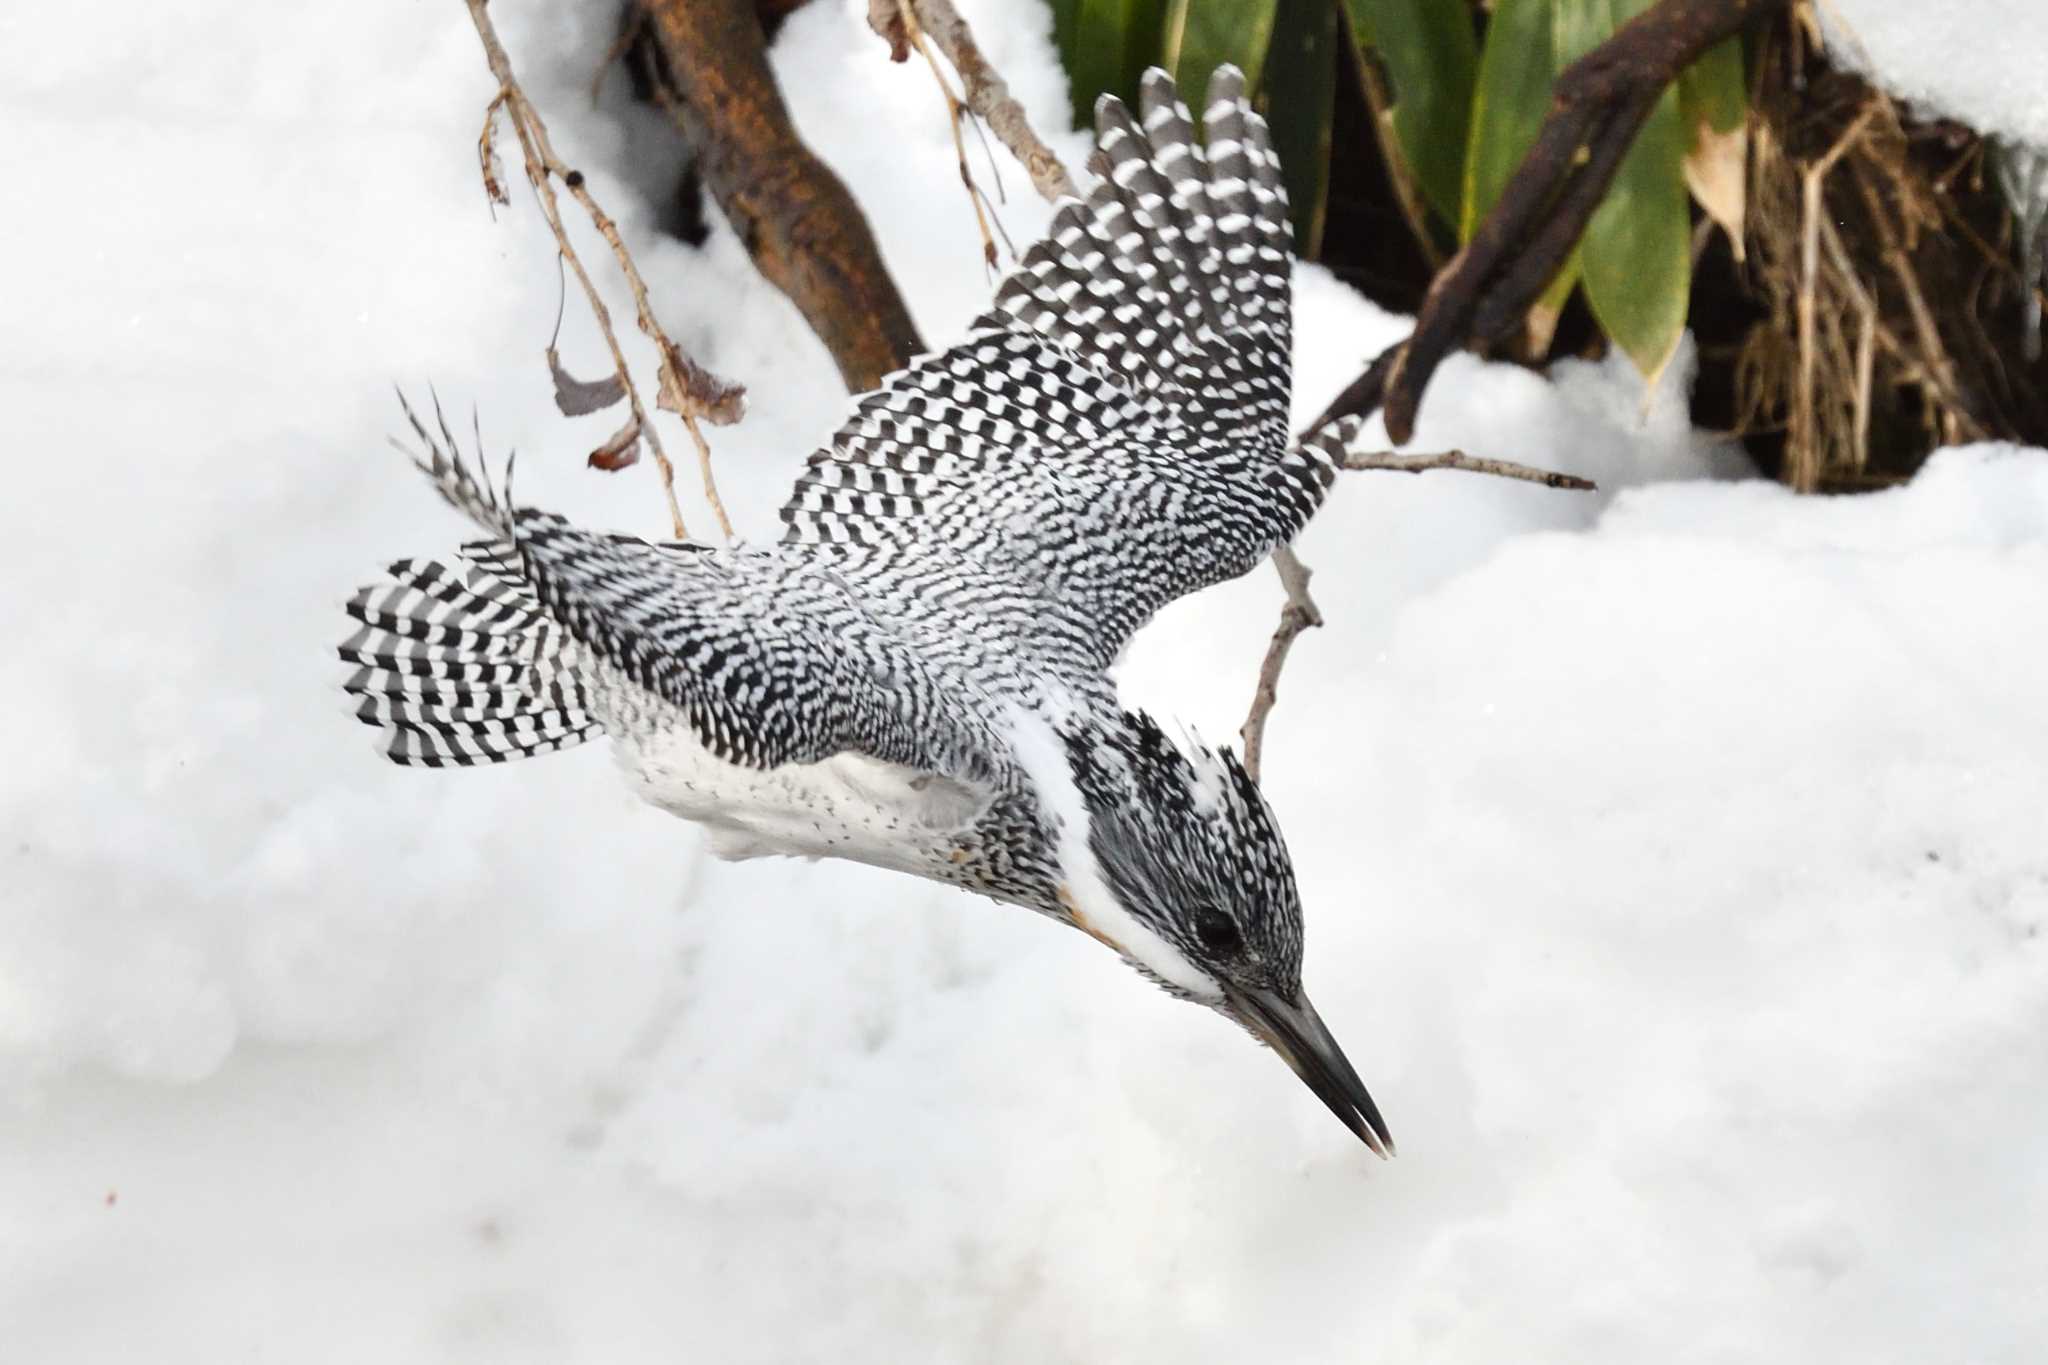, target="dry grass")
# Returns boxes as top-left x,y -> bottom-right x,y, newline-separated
1733,8 -> 2043,490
